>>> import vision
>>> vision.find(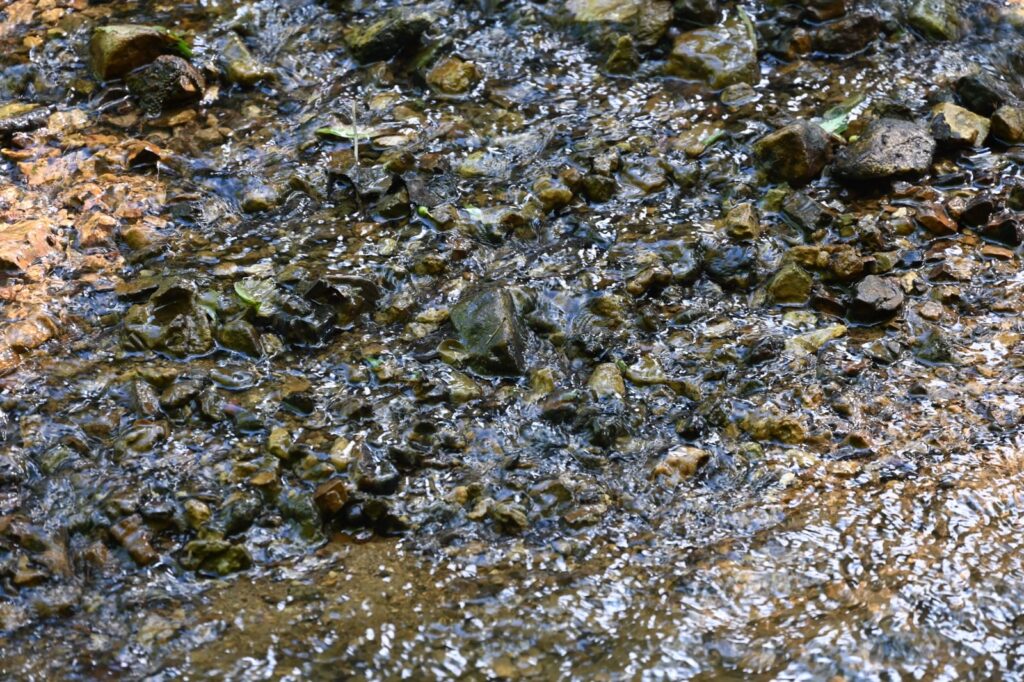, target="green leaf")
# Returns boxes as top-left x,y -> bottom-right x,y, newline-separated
315,125 -> 383,141
157,27 -> 193,59
234,277 -> 278,317
817,94 -> 865,136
